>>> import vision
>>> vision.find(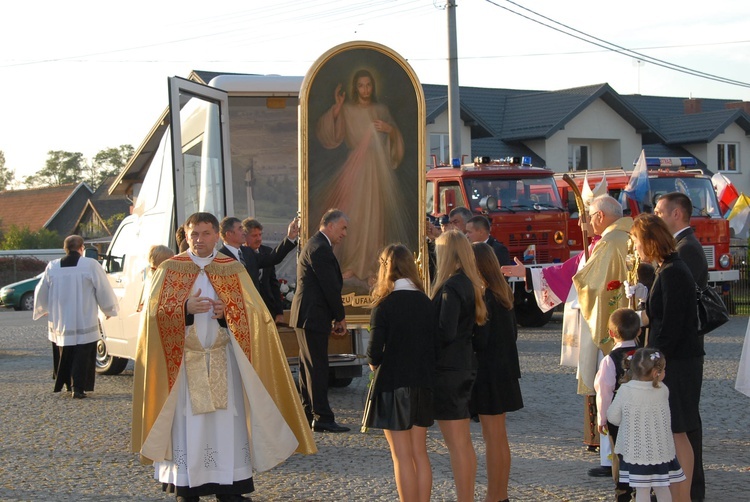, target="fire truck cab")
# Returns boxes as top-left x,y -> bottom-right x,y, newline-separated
556,157 -> 738,284
427,156 -> 570,327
